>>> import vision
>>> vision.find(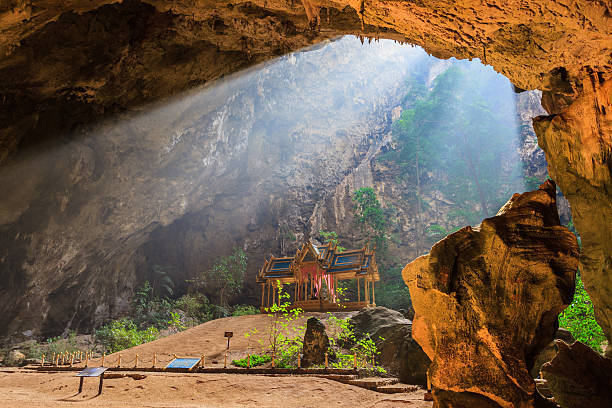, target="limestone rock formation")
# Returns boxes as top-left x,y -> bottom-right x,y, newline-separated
541,341 -> 612,408
5,350 -> 25,367
349,307 -> 430,385
301,317 -> 329,367
529,328 -> 574,379
402,180 -> 580,407
535,71 -> 612,347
